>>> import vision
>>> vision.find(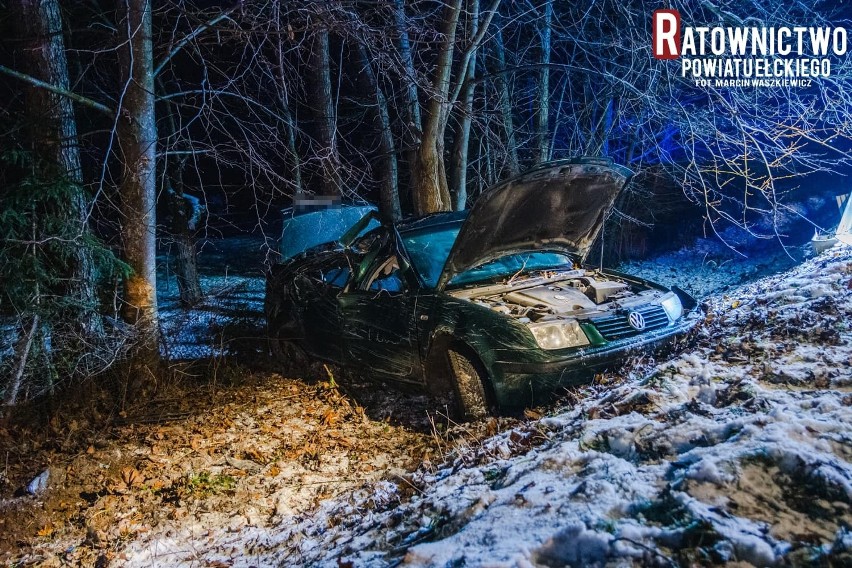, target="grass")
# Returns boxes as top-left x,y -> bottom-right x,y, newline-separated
162,471 -> 238,501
